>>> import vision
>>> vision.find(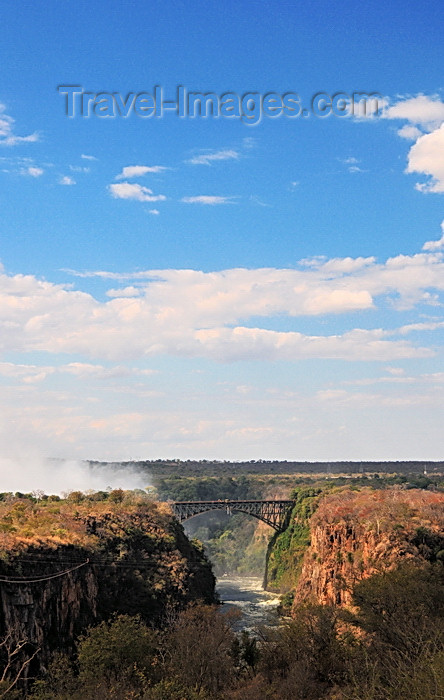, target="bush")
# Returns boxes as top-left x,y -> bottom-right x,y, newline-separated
77,614 -> 158,692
